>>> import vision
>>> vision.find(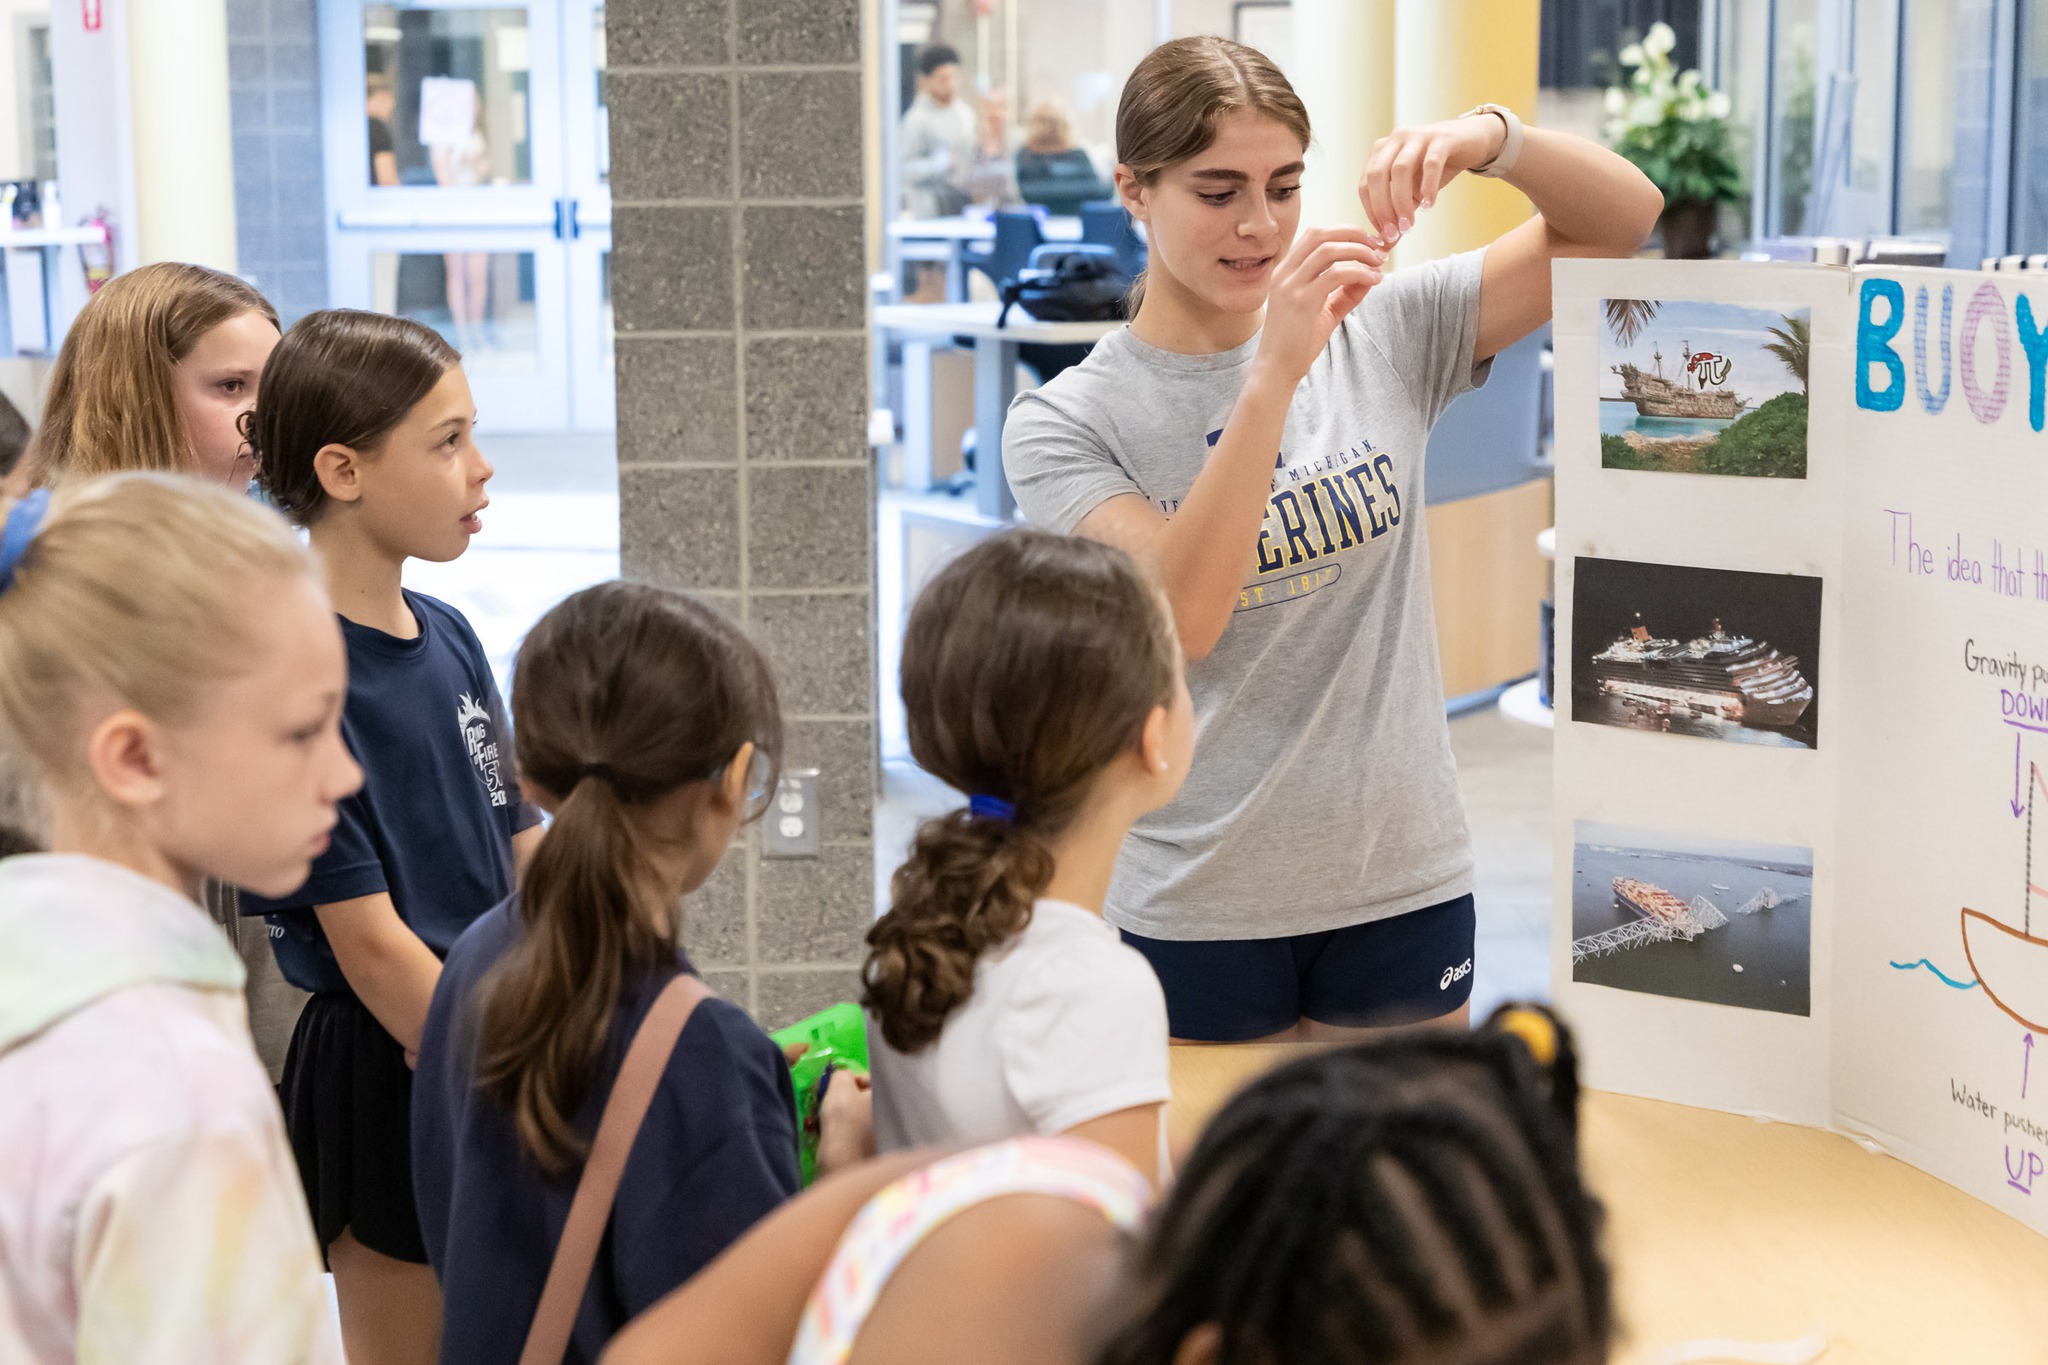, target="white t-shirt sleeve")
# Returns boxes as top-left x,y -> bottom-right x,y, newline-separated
1351,246 -> 1493,426
996,939 -> 1173,1137
1003,387 -> 1146,535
